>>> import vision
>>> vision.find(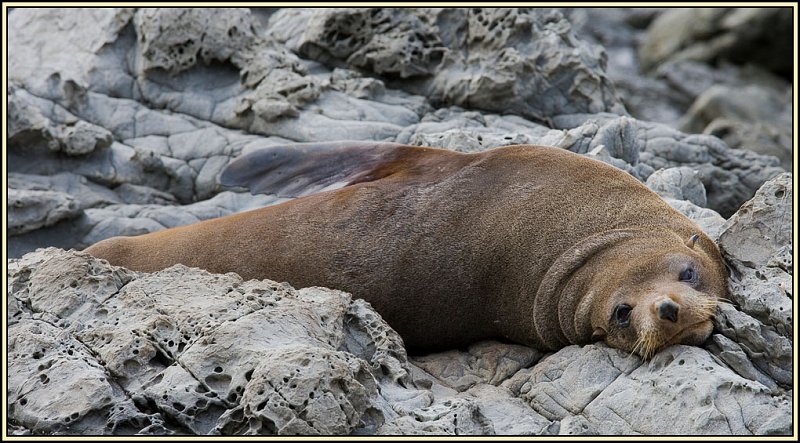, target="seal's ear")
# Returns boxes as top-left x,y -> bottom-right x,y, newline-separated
220,141 -> 466,198
685,234 -> 700,249
591,327 -> 607,342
